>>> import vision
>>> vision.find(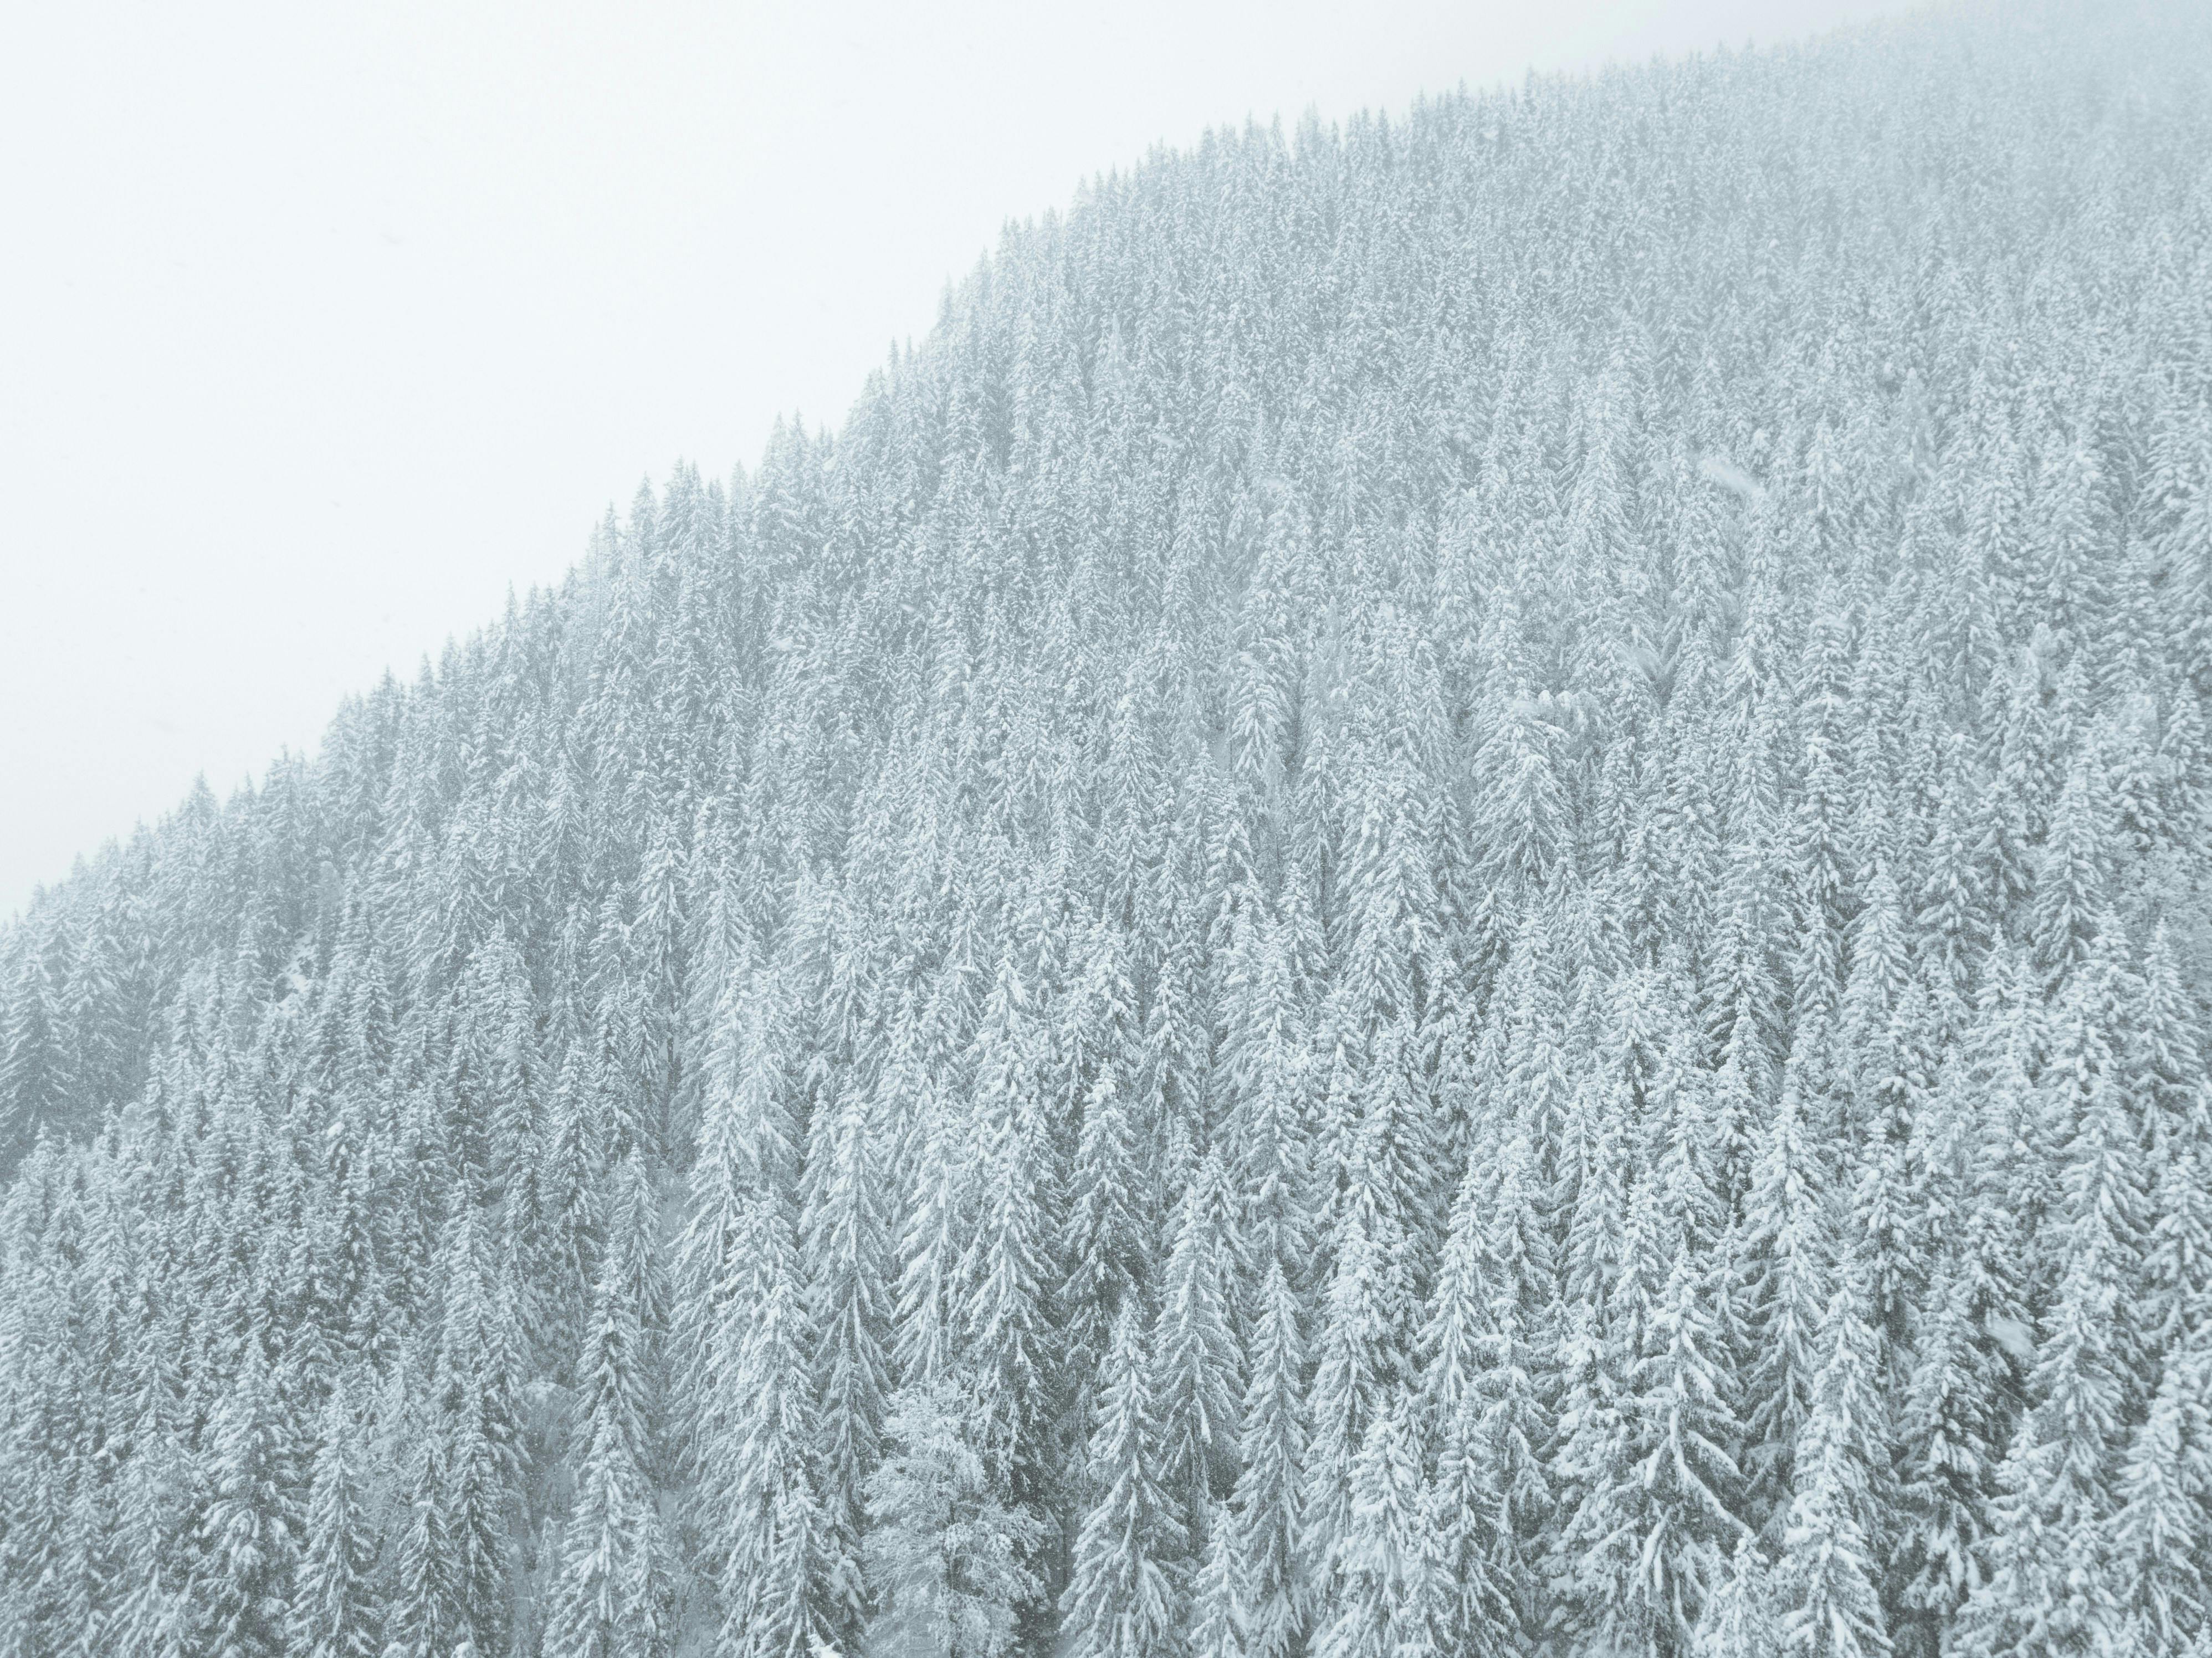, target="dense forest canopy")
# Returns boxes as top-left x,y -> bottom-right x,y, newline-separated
4,2 -> 2212,1656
